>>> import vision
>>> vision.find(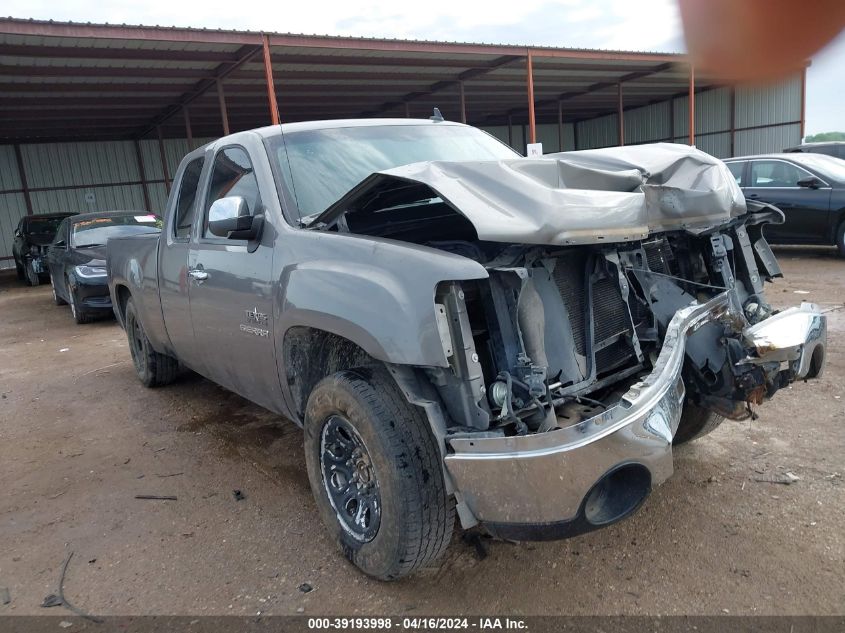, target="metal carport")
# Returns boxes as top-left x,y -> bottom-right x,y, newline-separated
0,17 -> 806,268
